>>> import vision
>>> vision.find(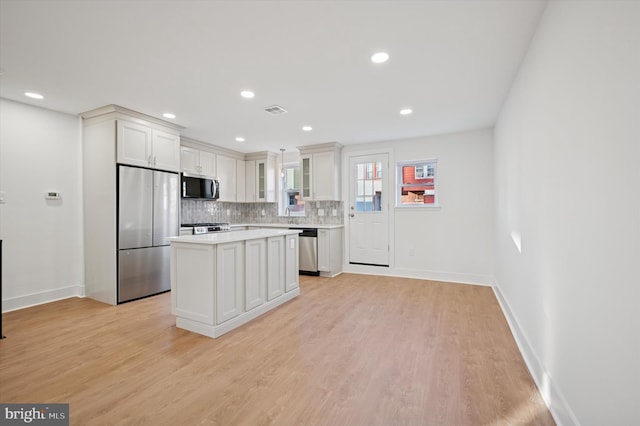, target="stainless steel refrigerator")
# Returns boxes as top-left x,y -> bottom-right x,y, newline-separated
118,165 -> 179,303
